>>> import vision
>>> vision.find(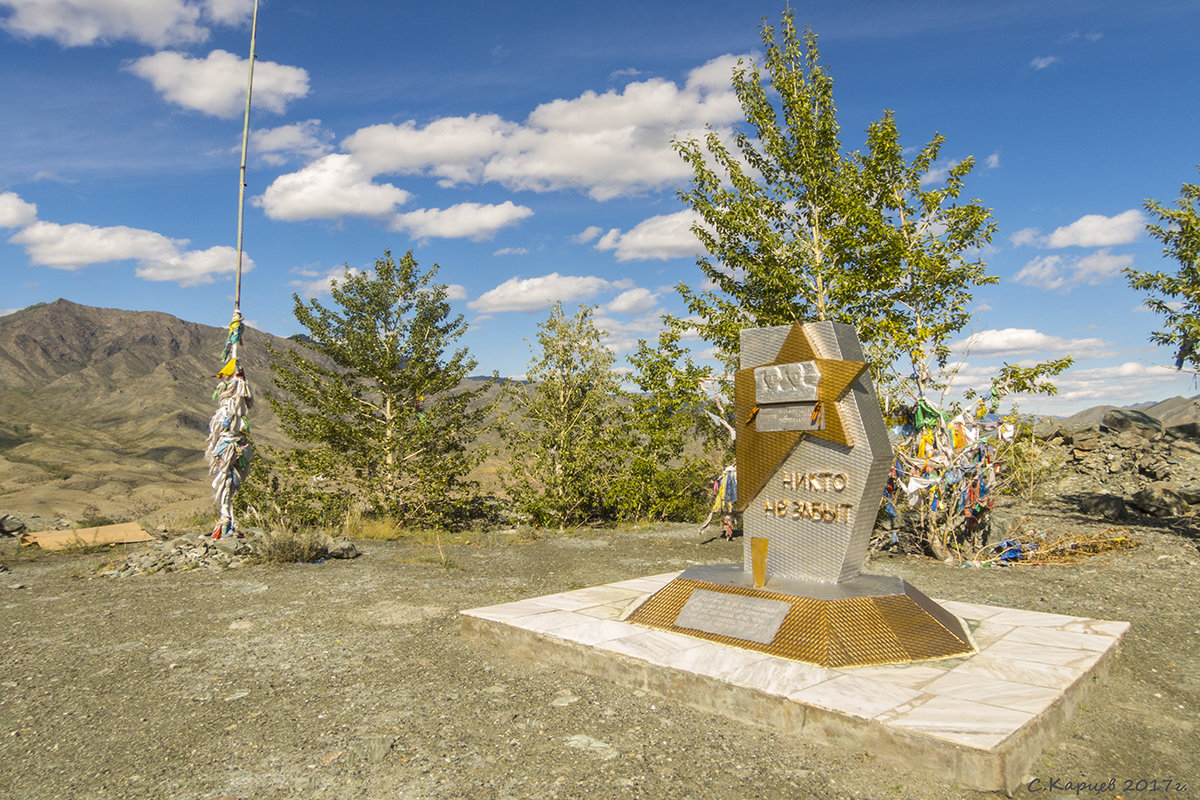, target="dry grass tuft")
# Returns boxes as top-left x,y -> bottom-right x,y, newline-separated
254,529 -> 330,564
